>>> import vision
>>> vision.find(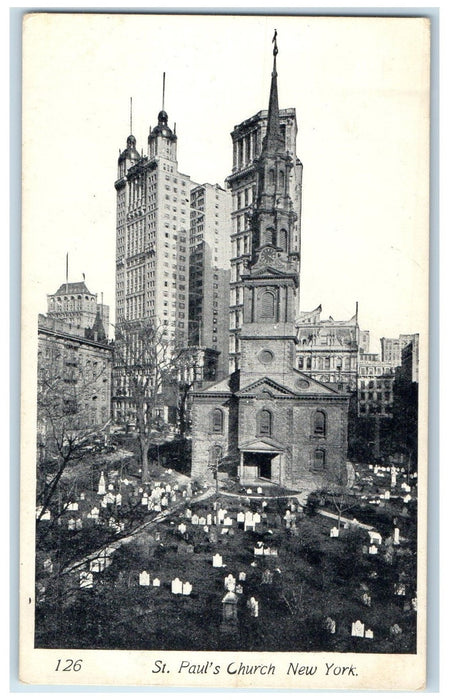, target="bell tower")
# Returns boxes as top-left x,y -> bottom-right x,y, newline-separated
240,32 -> 299,379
